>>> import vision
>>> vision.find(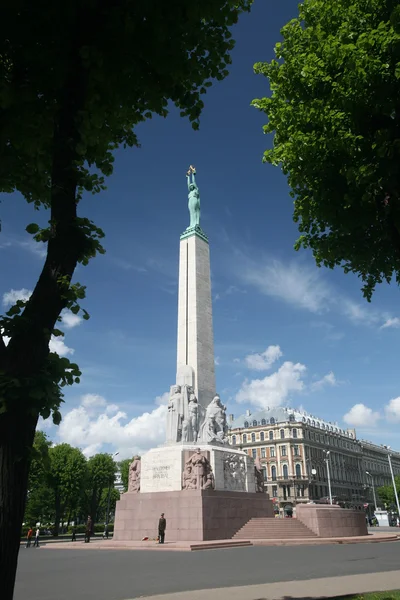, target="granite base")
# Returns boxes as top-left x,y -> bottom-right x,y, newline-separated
296,503 -> 368,537
113,489 -> 274,542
